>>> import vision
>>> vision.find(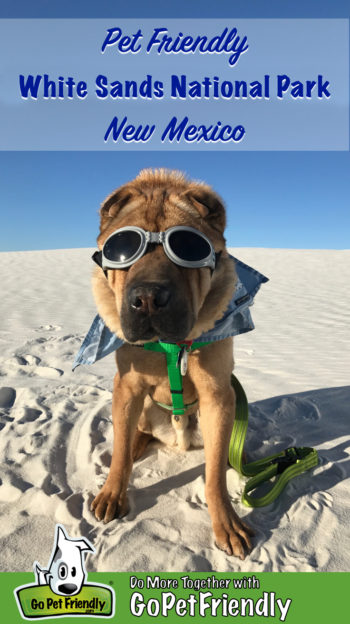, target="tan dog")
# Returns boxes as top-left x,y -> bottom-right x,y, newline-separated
90,169 -> 253,559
